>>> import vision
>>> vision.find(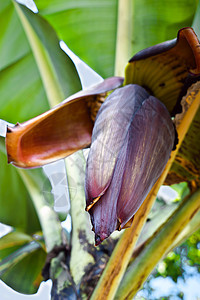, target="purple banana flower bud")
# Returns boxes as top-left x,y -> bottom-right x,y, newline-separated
85,84 -> 175,245
5,77 -> 123,168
